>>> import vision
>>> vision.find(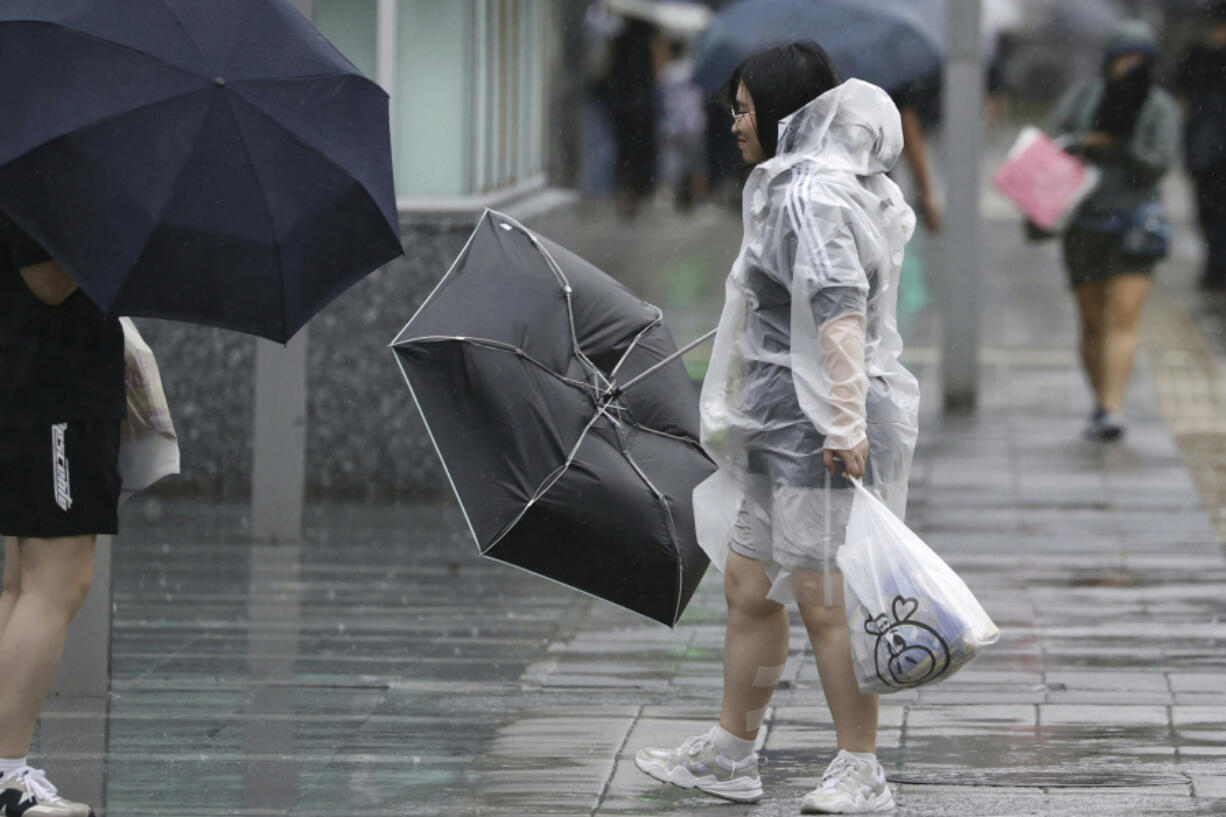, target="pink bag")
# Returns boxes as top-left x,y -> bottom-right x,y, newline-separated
991,126 -> 1100,232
